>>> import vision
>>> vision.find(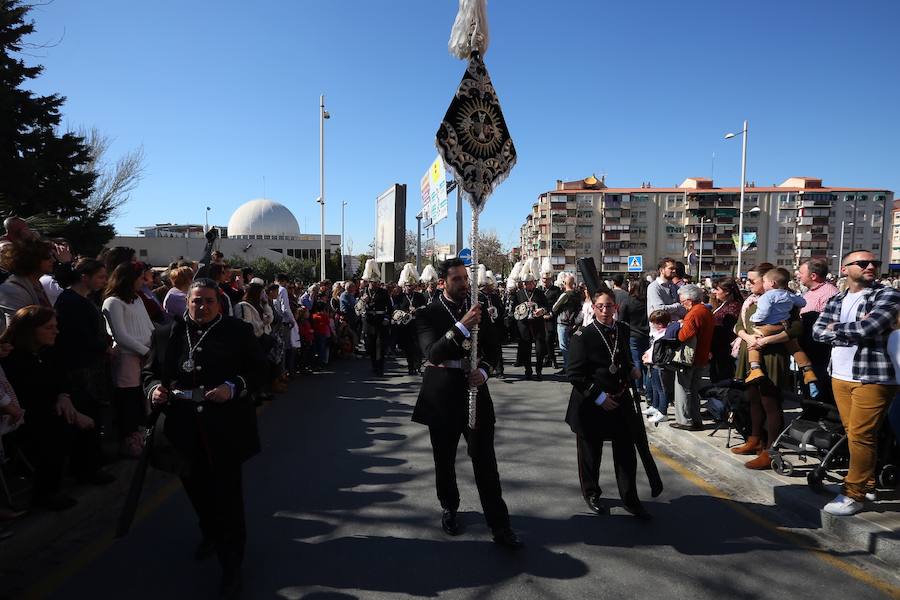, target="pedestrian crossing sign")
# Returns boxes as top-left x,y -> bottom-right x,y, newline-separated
627,255 -> 643,272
